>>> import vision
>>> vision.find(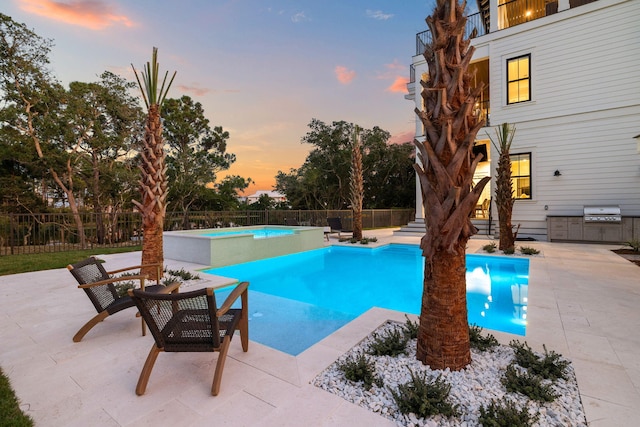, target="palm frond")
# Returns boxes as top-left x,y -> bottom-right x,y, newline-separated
131,47 -> 176,110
